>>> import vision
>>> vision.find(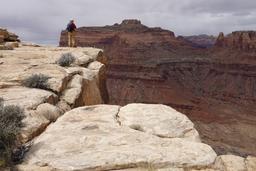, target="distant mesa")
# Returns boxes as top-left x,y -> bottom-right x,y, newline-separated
179,34 -> 217,48
121,19 -> 142,25
215,31 -> 256,51
59,19 -> 176,48
119,19 -> 145,28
